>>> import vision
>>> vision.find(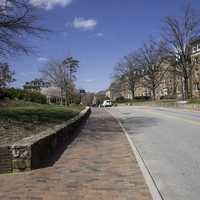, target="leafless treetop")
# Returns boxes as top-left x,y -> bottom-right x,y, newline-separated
0,0 -> 47,57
